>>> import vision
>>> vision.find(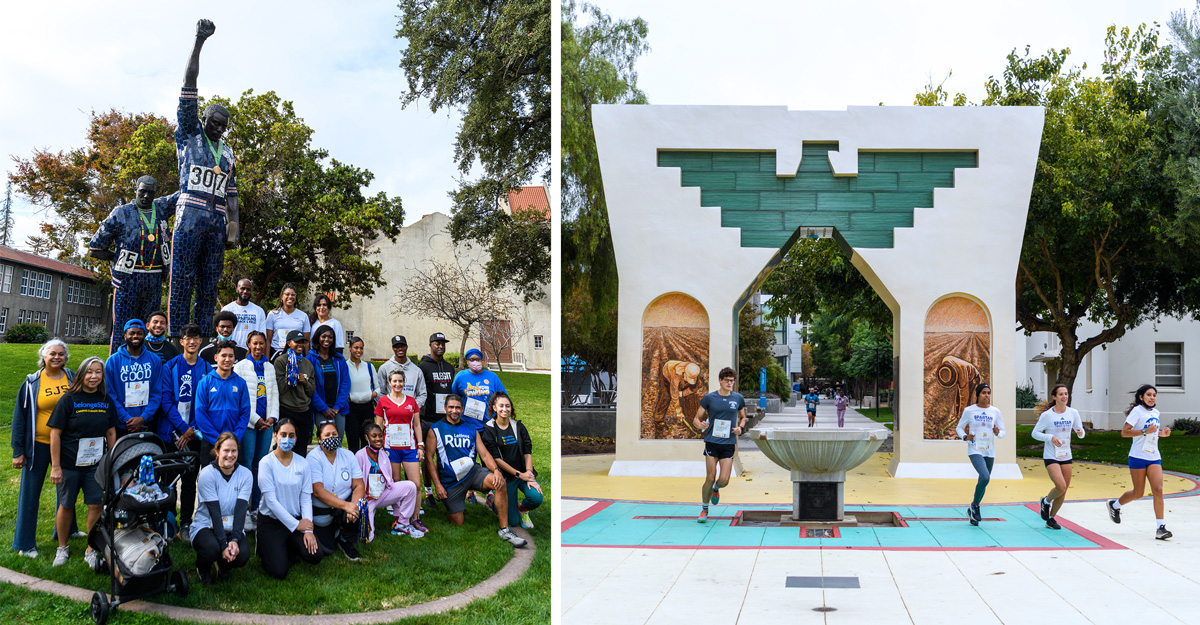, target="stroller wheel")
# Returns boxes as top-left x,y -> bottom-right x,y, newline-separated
90,591 -> 110,625
171,569 -> 189,598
